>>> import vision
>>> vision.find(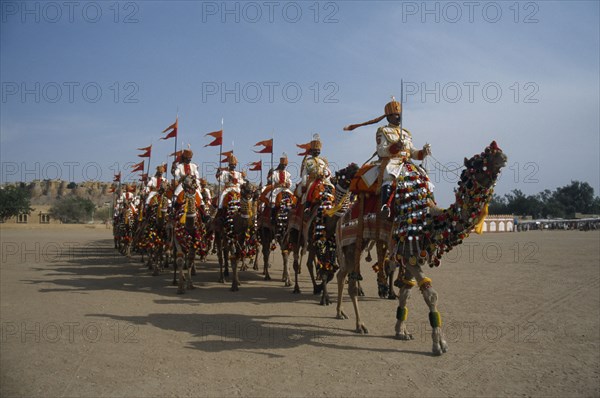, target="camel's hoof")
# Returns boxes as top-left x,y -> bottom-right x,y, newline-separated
264,275 -> 272,281
177,288 -> 185,295
284,280 -> 292,287
292,287 -> 301,294
358,288 -> 365,297
218,277 -> 225,284
320,296 -> 331,306
441,340 -> 449,353
152,269 -> 159,276
231,284 -> 239,292
187,284 -> 195,290
336,312 -> 349,320
395,333 -> 414,341
313,284 -> 324,295
191,268 -> 196,276
388,292 -> 397,300
354,325 -> 369,334
224,269 -> 230,277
